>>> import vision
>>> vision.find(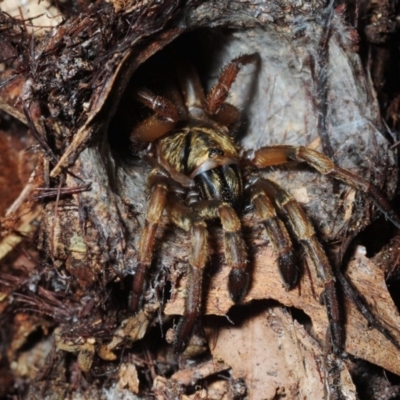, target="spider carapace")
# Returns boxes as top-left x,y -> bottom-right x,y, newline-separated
129,53 -> 400,354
